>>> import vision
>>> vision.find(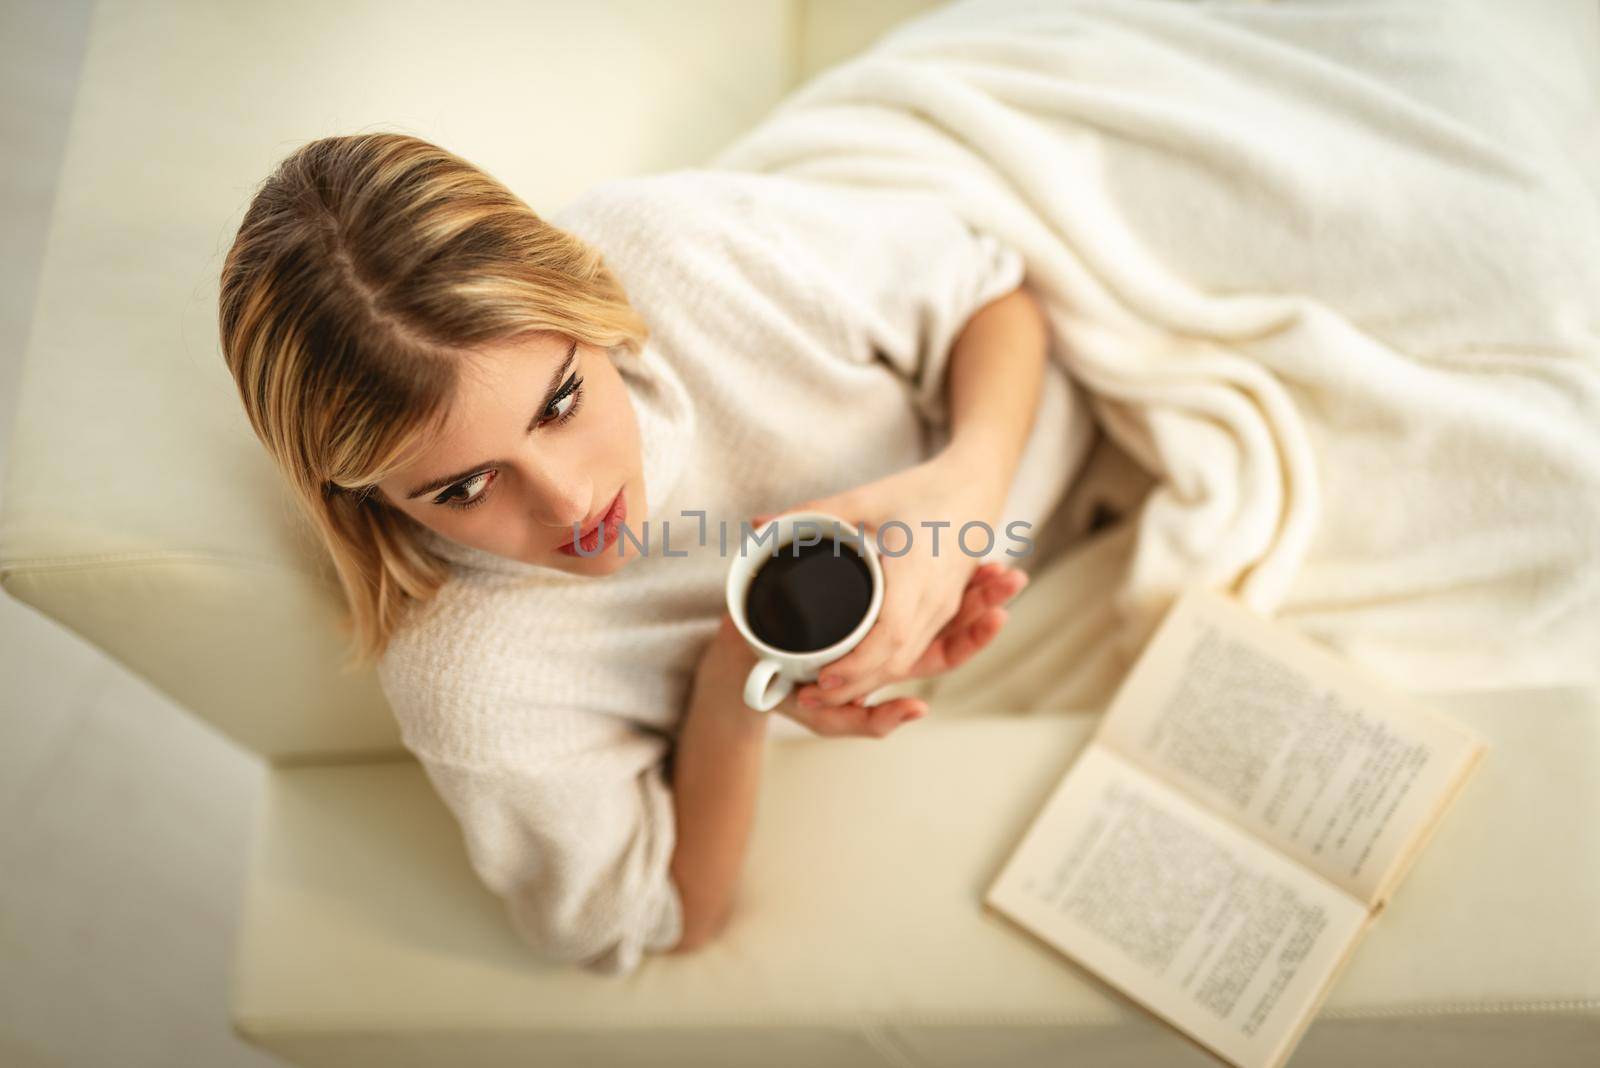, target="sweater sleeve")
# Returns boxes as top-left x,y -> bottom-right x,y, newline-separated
410,723 -> 684,978
746,179 -> 1028,430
